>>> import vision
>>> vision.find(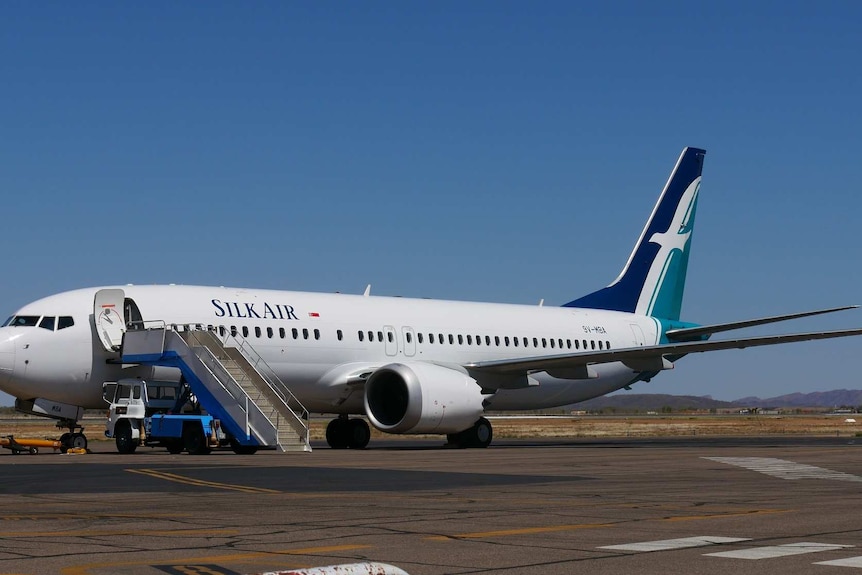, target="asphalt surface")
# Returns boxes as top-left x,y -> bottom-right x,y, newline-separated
0,436 -> 861,574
